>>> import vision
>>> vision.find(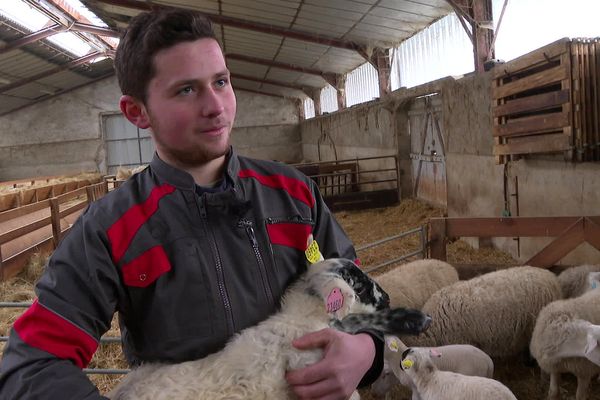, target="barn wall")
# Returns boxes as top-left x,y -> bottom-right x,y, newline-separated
299,70 -> 600,265
442,71 -> 600,265
0,75 -> 301,181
